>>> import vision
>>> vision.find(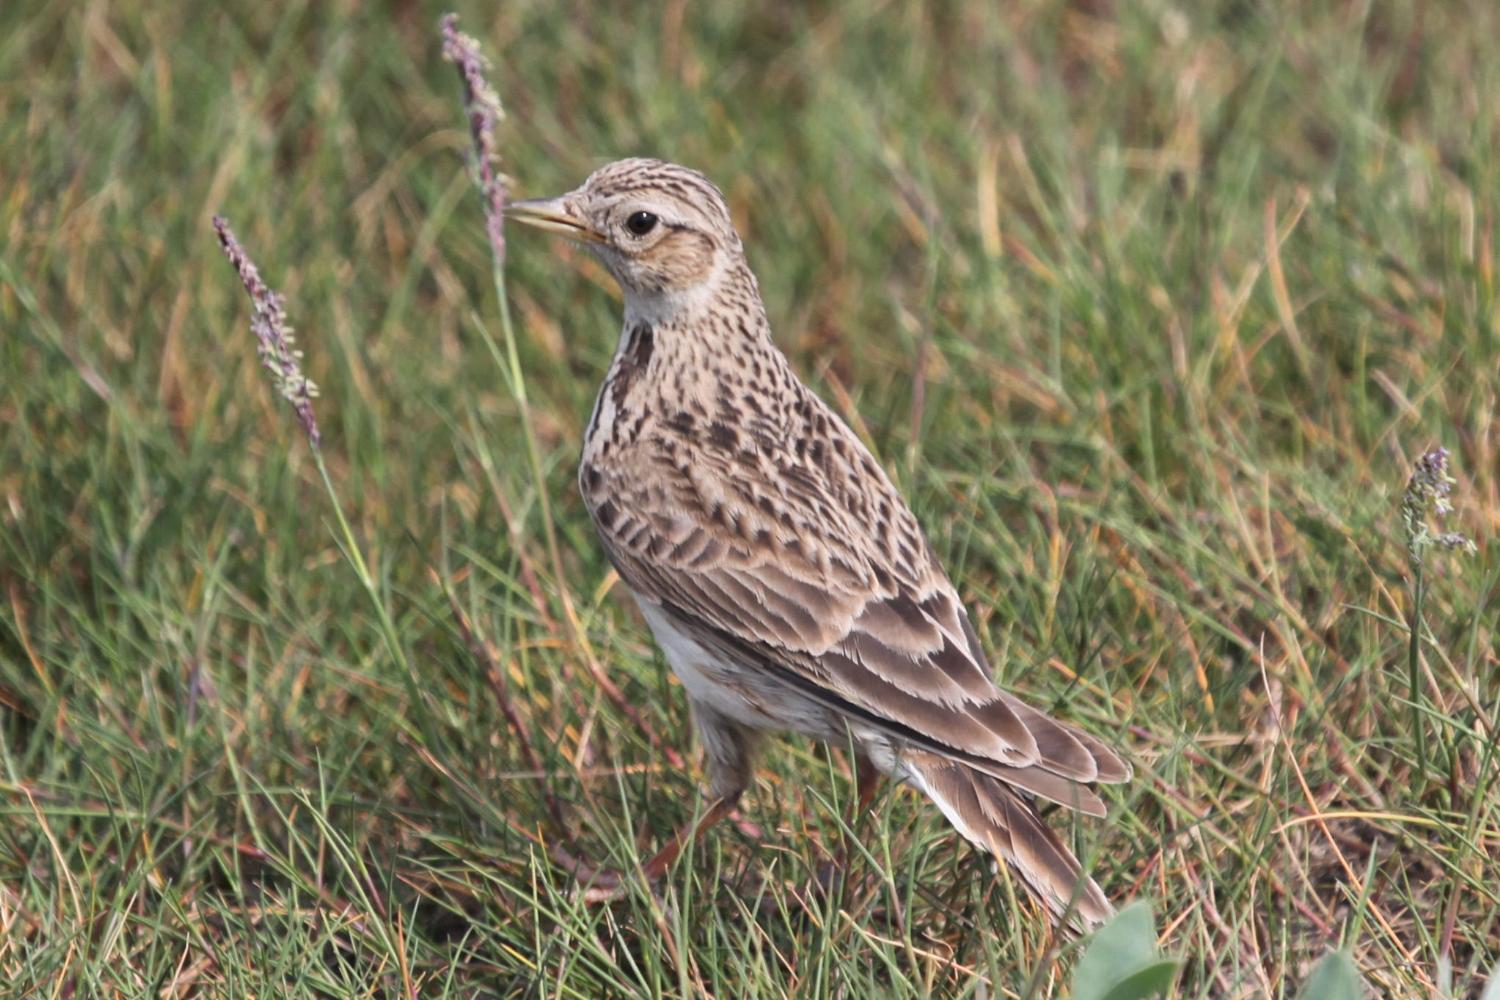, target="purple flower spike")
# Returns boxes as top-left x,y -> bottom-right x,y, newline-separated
213,215 -> 321,449
1401,446 -> 1475,567
441,13 -> 508,270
